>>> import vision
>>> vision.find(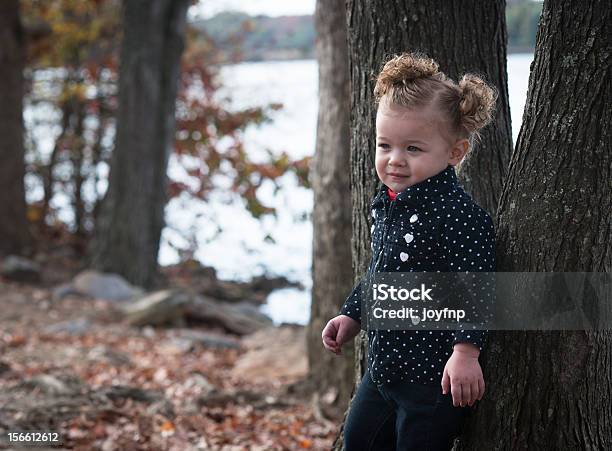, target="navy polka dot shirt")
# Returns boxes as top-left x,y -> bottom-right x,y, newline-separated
339,165 -> 496,387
